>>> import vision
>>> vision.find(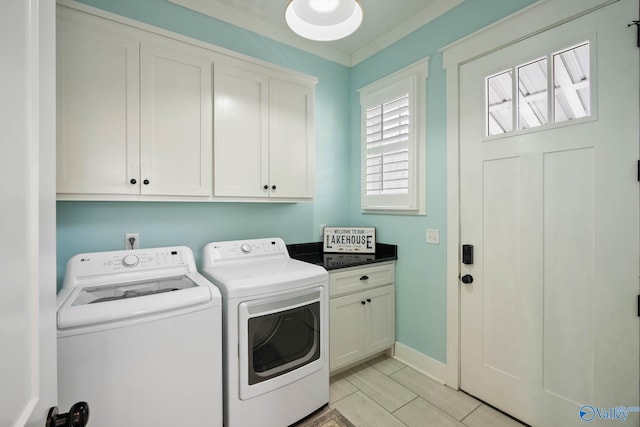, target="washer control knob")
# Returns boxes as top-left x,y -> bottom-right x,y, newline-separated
240,244 -> 252,254
122,254 -> 139,267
